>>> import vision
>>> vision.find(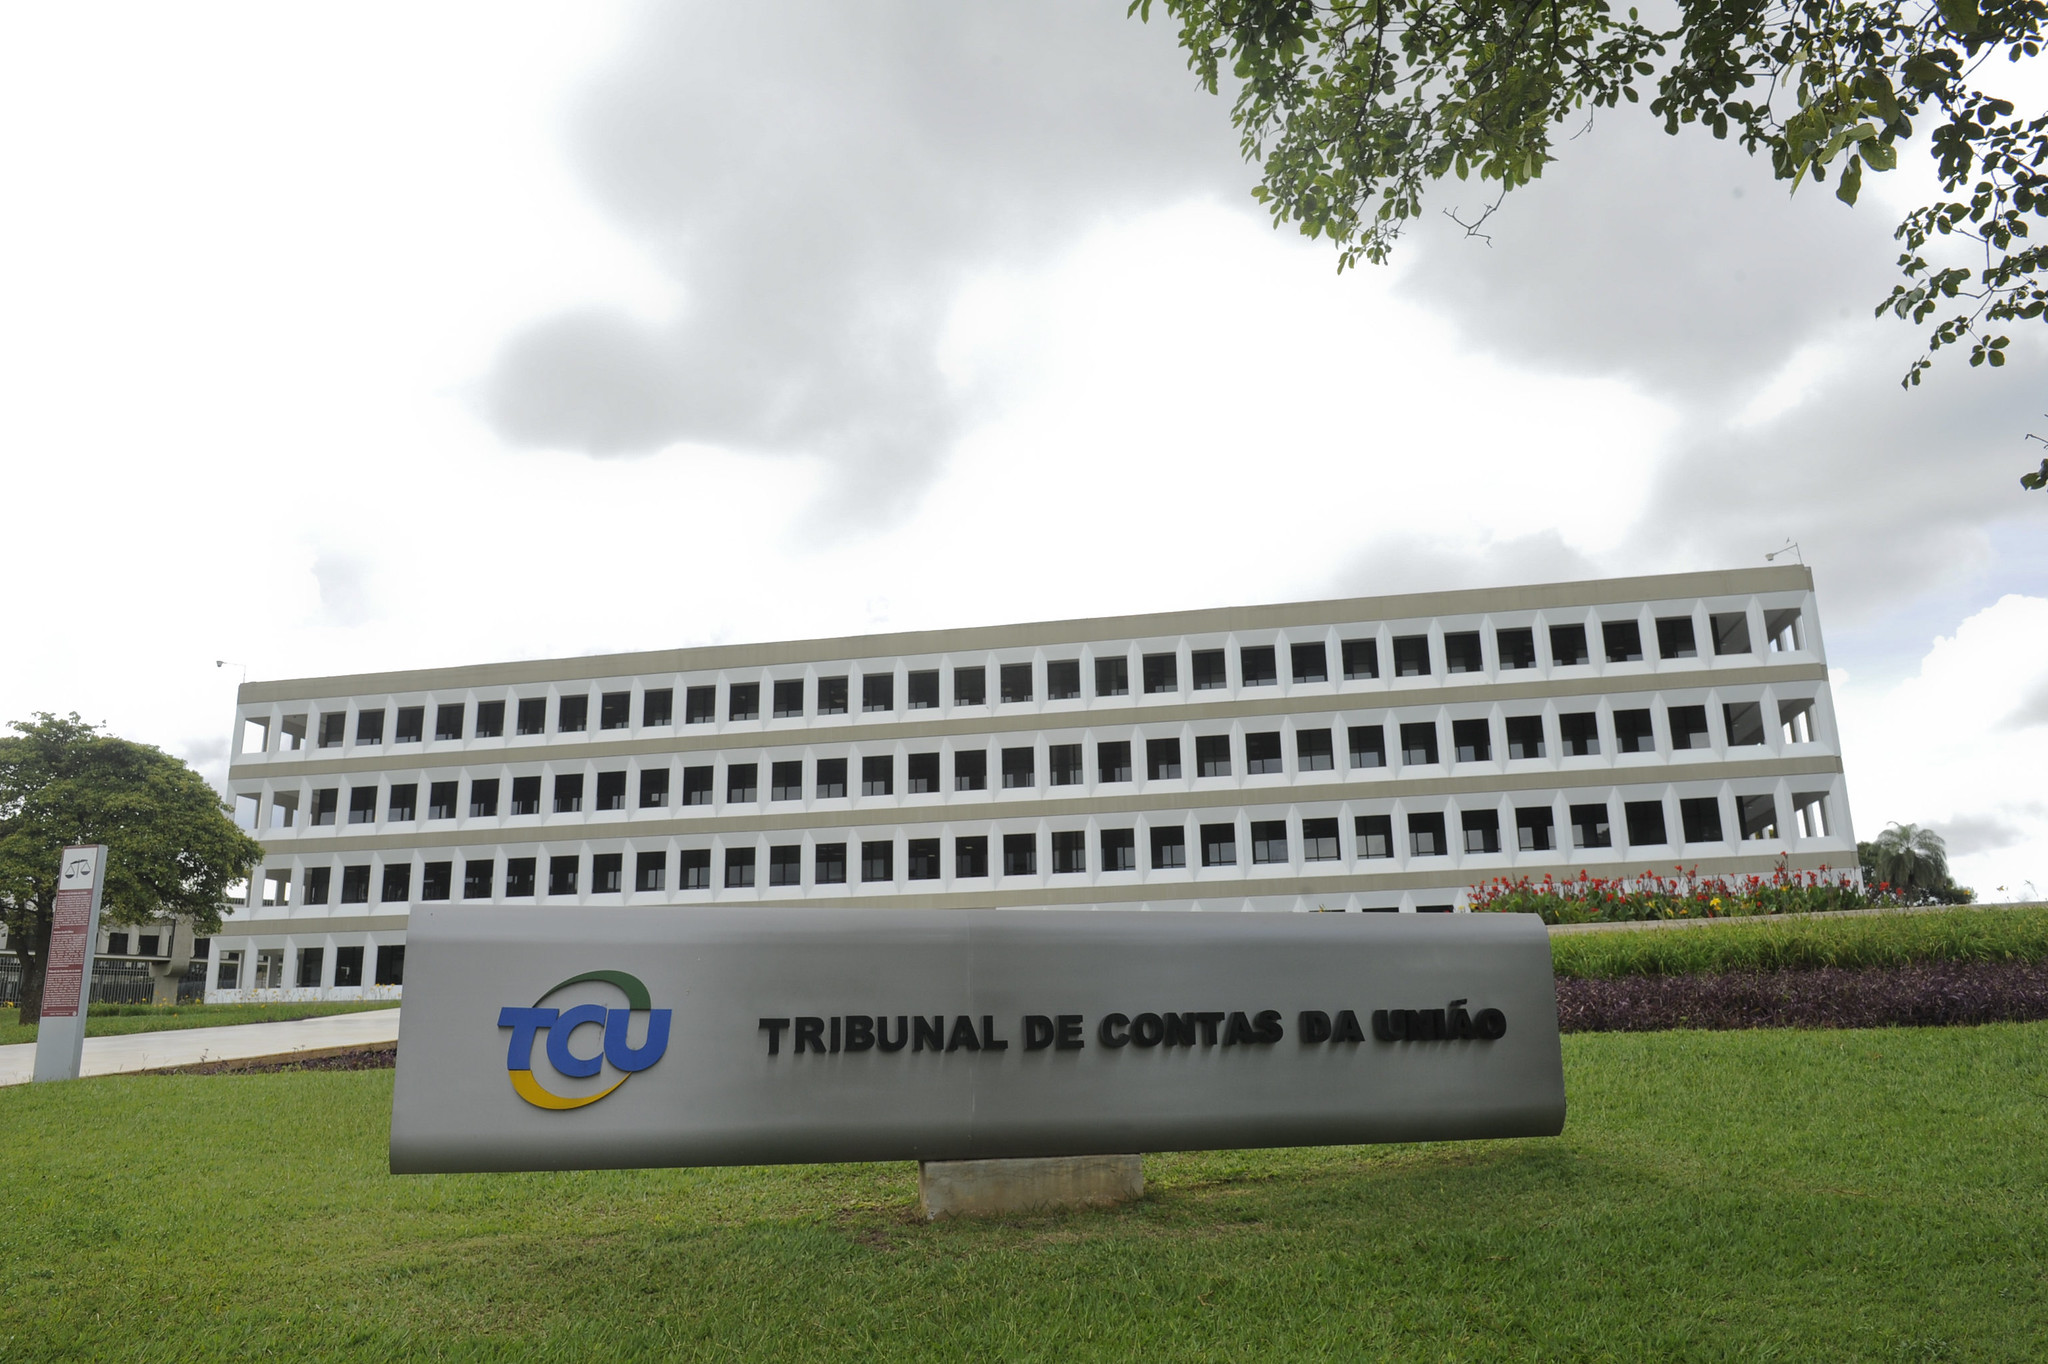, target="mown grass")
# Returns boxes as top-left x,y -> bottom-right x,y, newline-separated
1551,904 -> 2048,980
0,999 -> 398,1048
2,1024 -> 2043,1361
